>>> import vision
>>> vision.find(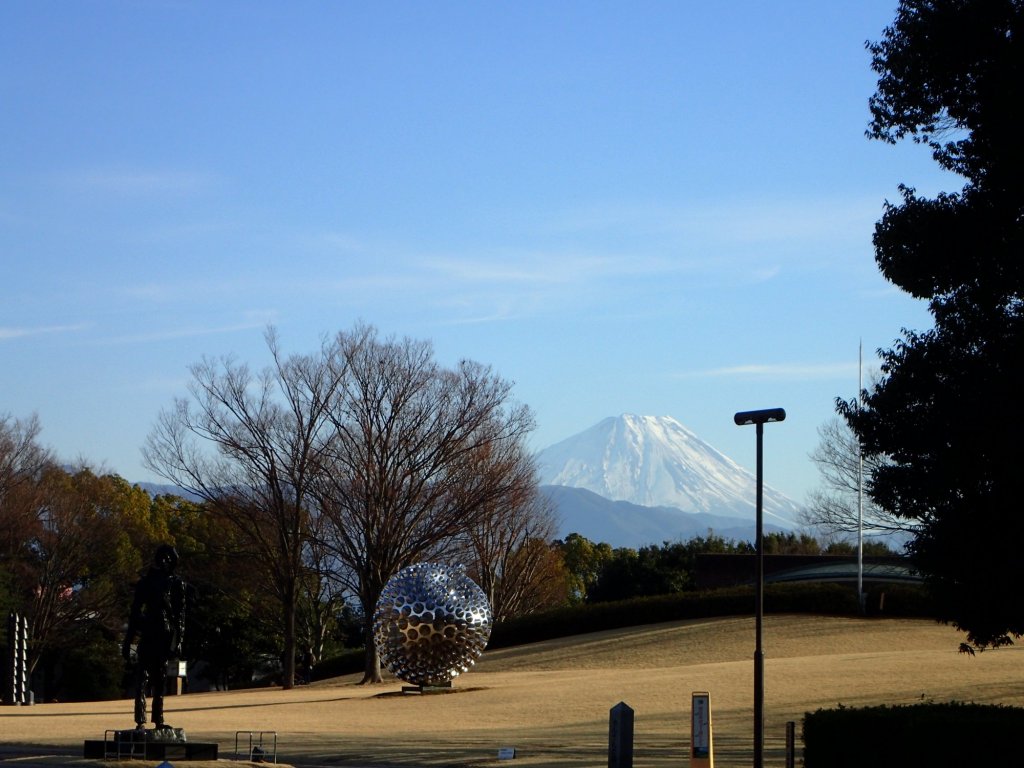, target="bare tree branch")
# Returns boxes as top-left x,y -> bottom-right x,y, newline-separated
143,328 -> 343,689
313,324 -> 537,683
801,416 -> 919,539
